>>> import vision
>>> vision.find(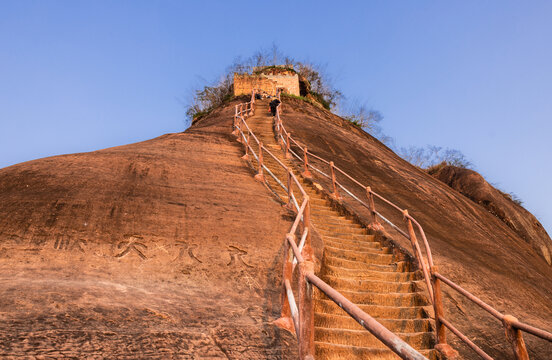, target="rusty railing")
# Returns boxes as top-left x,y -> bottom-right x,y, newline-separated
232,90 -> 429,360
272,98 -> 552,360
